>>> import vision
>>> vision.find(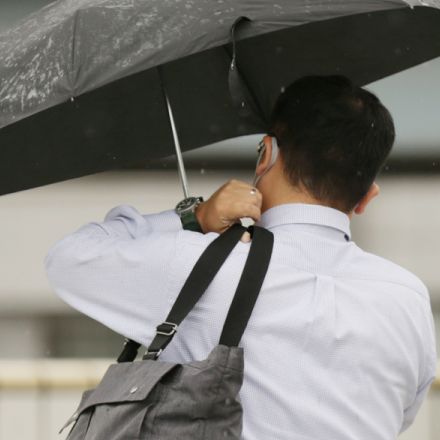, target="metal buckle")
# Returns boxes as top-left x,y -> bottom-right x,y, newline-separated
143,348 -> 163,360
156,322 -> 178,336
